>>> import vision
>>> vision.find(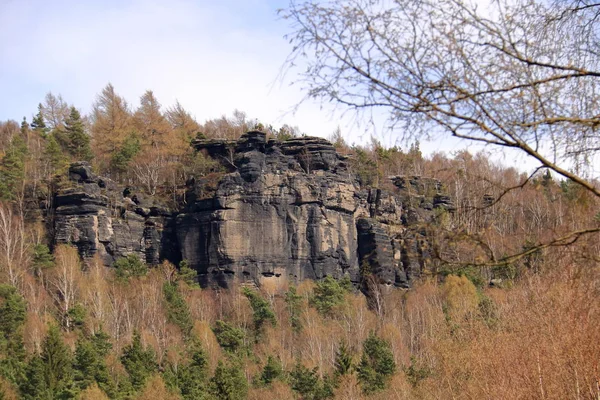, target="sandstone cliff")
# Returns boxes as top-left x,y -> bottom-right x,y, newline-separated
50,131 -> 453,288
